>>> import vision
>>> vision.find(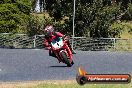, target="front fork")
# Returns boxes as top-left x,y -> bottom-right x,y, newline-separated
53,44 -> 72,63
